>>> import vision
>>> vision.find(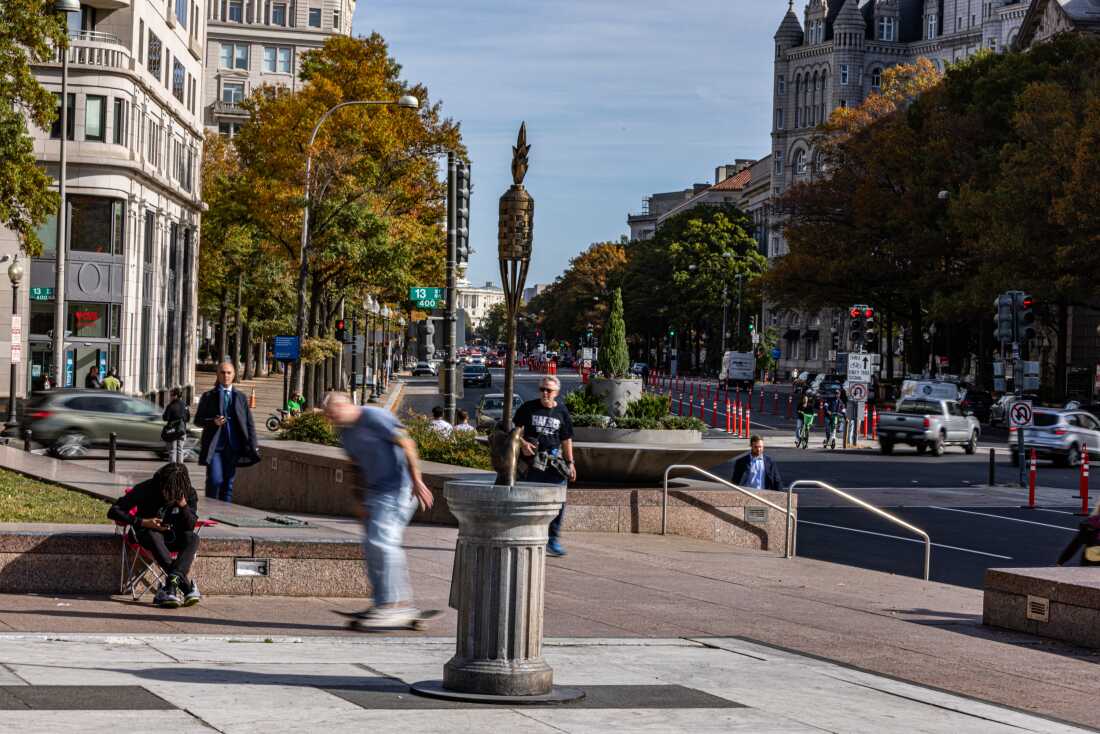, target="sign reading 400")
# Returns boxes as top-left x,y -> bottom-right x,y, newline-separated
410,287 -> 445,309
